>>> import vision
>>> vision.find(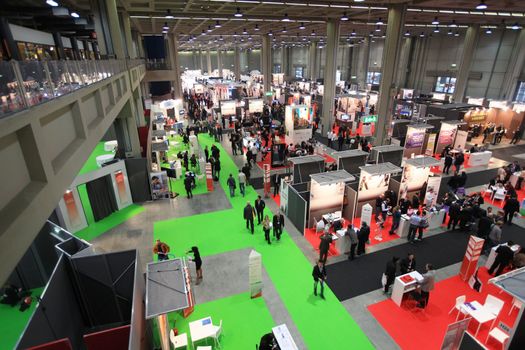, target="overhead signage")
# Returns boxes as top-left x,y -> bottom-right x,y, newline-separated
265,91 -> 273,96
363,115 -> 378,123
